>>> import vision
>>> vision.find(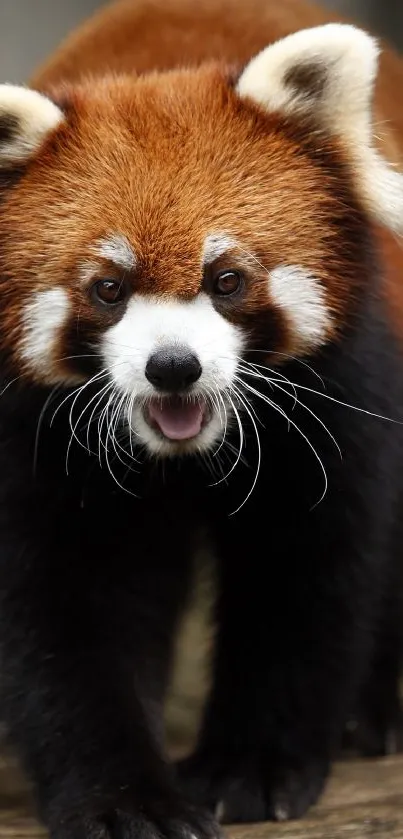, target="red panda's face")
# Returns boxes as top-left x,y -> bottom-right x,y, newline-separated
0,24 -> 402,457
